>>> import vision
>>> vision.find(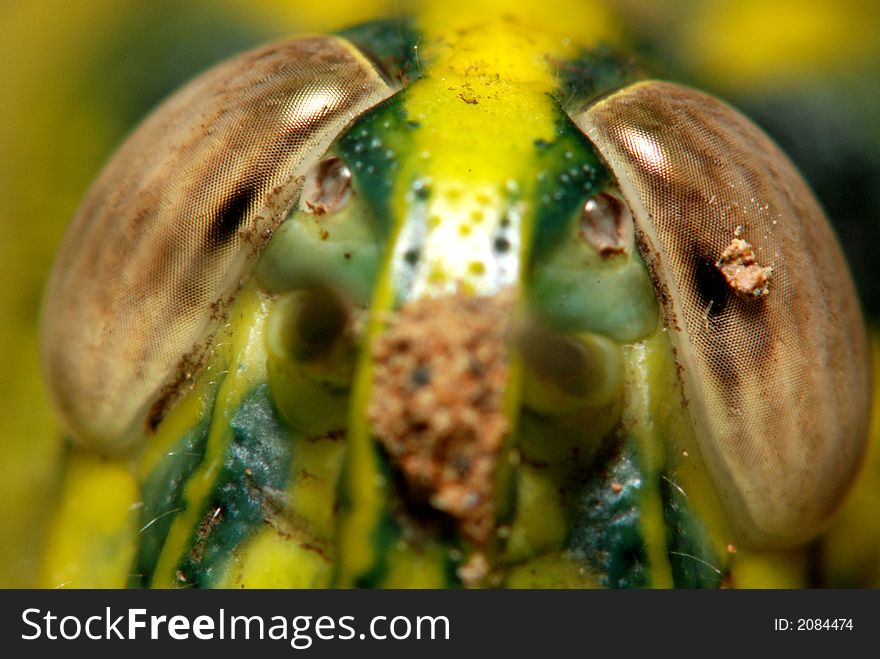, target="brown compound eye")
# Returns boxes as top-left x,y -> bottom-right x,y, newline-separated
40,36 -> 395,452
570,80 -> 871,548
